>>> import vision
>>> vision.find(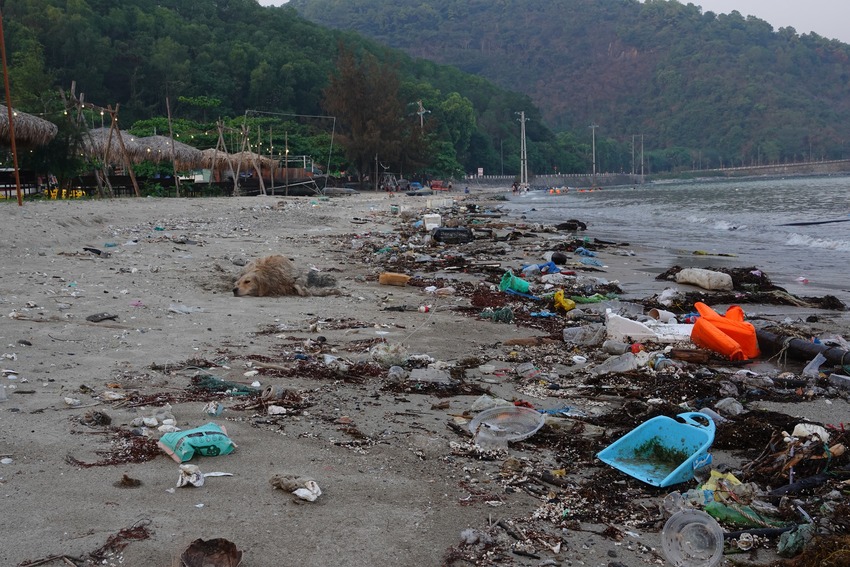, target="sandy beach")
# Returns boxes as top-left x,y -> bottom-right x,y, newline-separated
1,187 -> 848,567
